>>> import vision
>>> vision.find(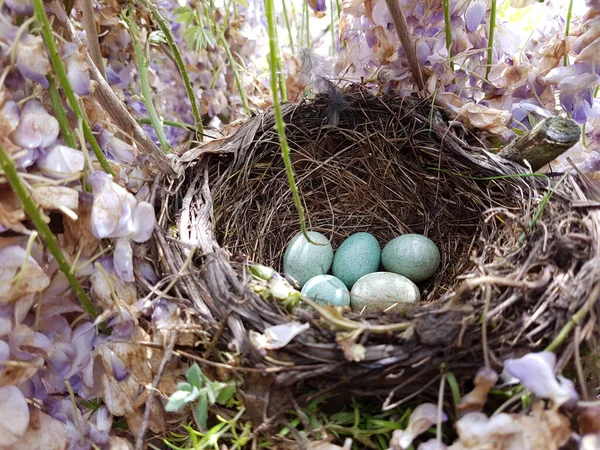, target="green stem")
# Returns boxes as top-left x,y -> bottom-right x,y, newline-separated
265,0 -> 309,240
0,145 -> 97,317
219,34 -> 251,115
442,0 -> 454,71
563,0 -> 574,66
48,76 -> 76,148
304,0 -> 311,47
124,9 -> 170,153
140,0 -> 204,137
485,0 -> 496,80
33,0 -> 114,176
282,0 -> 295,53
138,117 -> 196,131
329,0 -> 335,56
545,284 -> 600,352
268,11 -> 287,102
